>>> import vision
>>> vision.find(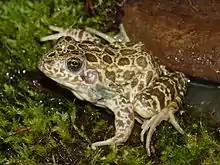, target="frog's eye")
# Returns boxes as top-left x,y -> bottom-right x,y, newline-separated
67,57 -> 83,72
